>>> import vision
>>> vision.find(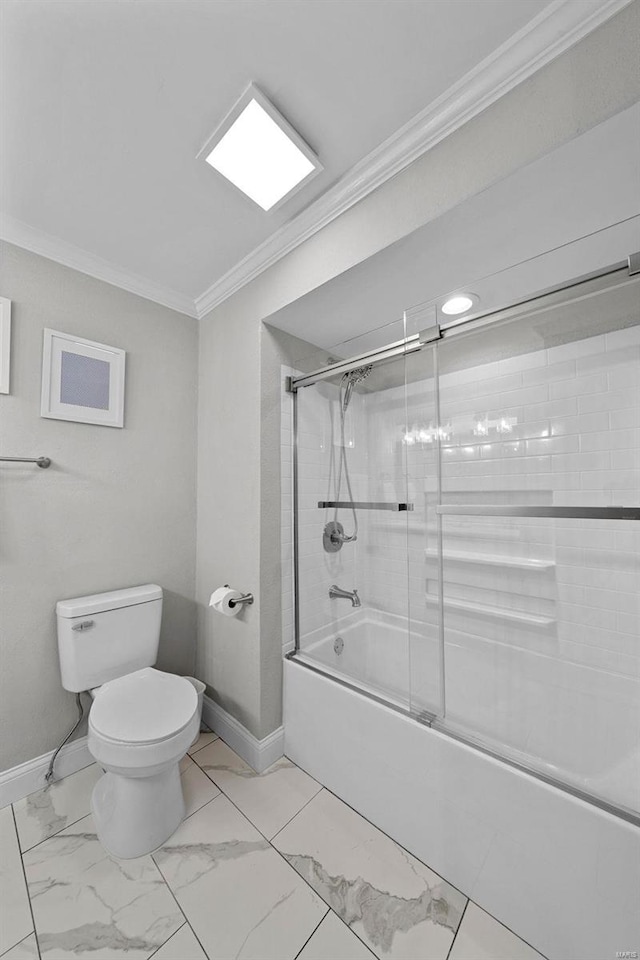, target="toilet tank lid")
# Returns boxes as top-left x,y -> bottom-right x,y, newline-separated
57,584 -> 162,618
